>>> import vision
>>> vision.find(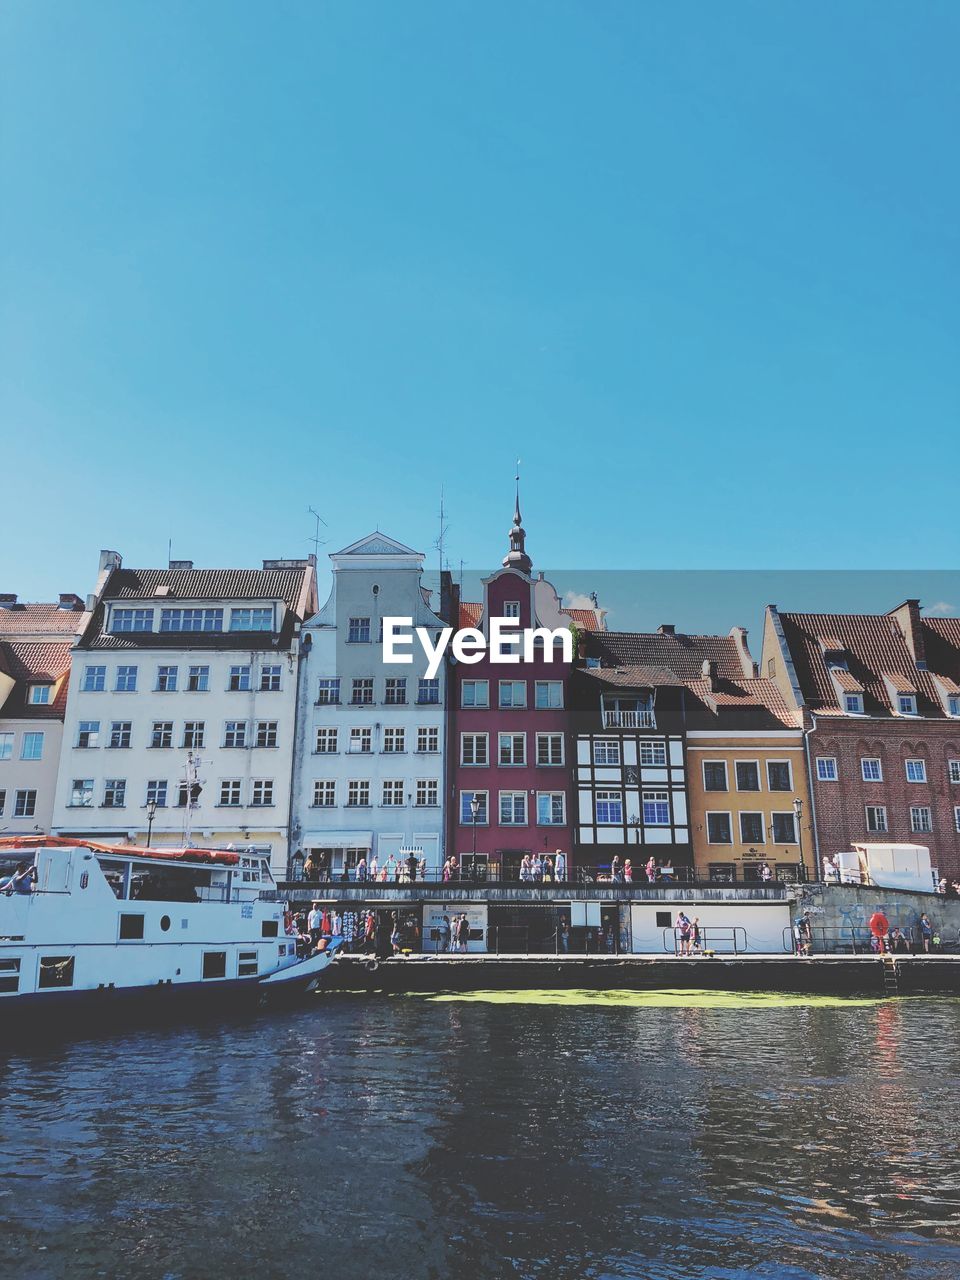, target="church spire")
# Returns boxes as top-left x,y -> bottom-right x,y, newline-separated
502,463 -> 532,574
